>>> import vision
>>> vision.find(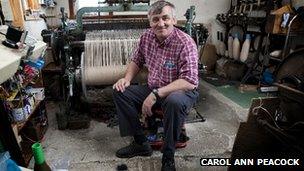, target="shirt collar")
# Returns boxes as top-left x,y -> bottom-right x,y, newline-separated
154,27 -> 176,47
